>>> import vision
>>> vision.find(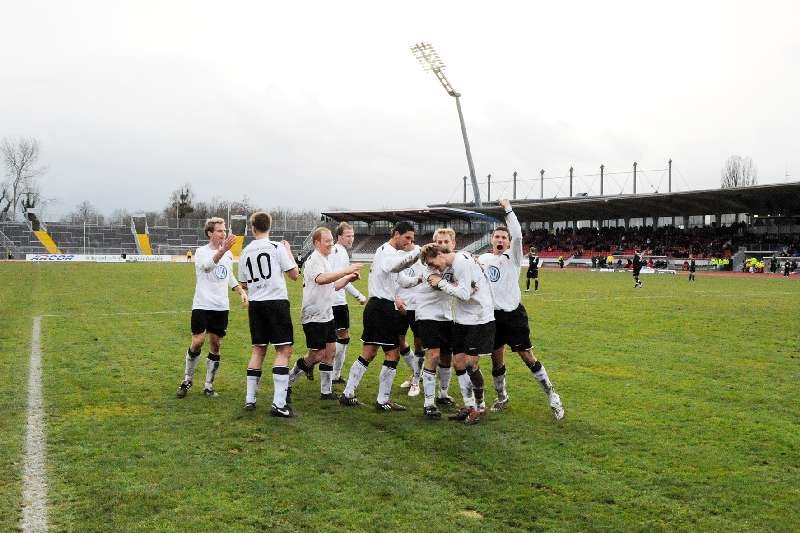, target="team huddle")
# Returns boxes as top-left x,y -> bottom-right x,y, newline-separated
176,199 -> 565,424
